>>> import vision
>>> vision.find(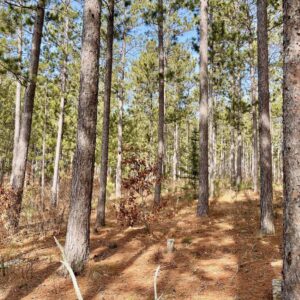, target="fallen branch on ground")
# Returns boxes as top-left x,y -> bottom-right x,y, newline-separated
154,265 -> 163,300
54,236 -> 83,300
